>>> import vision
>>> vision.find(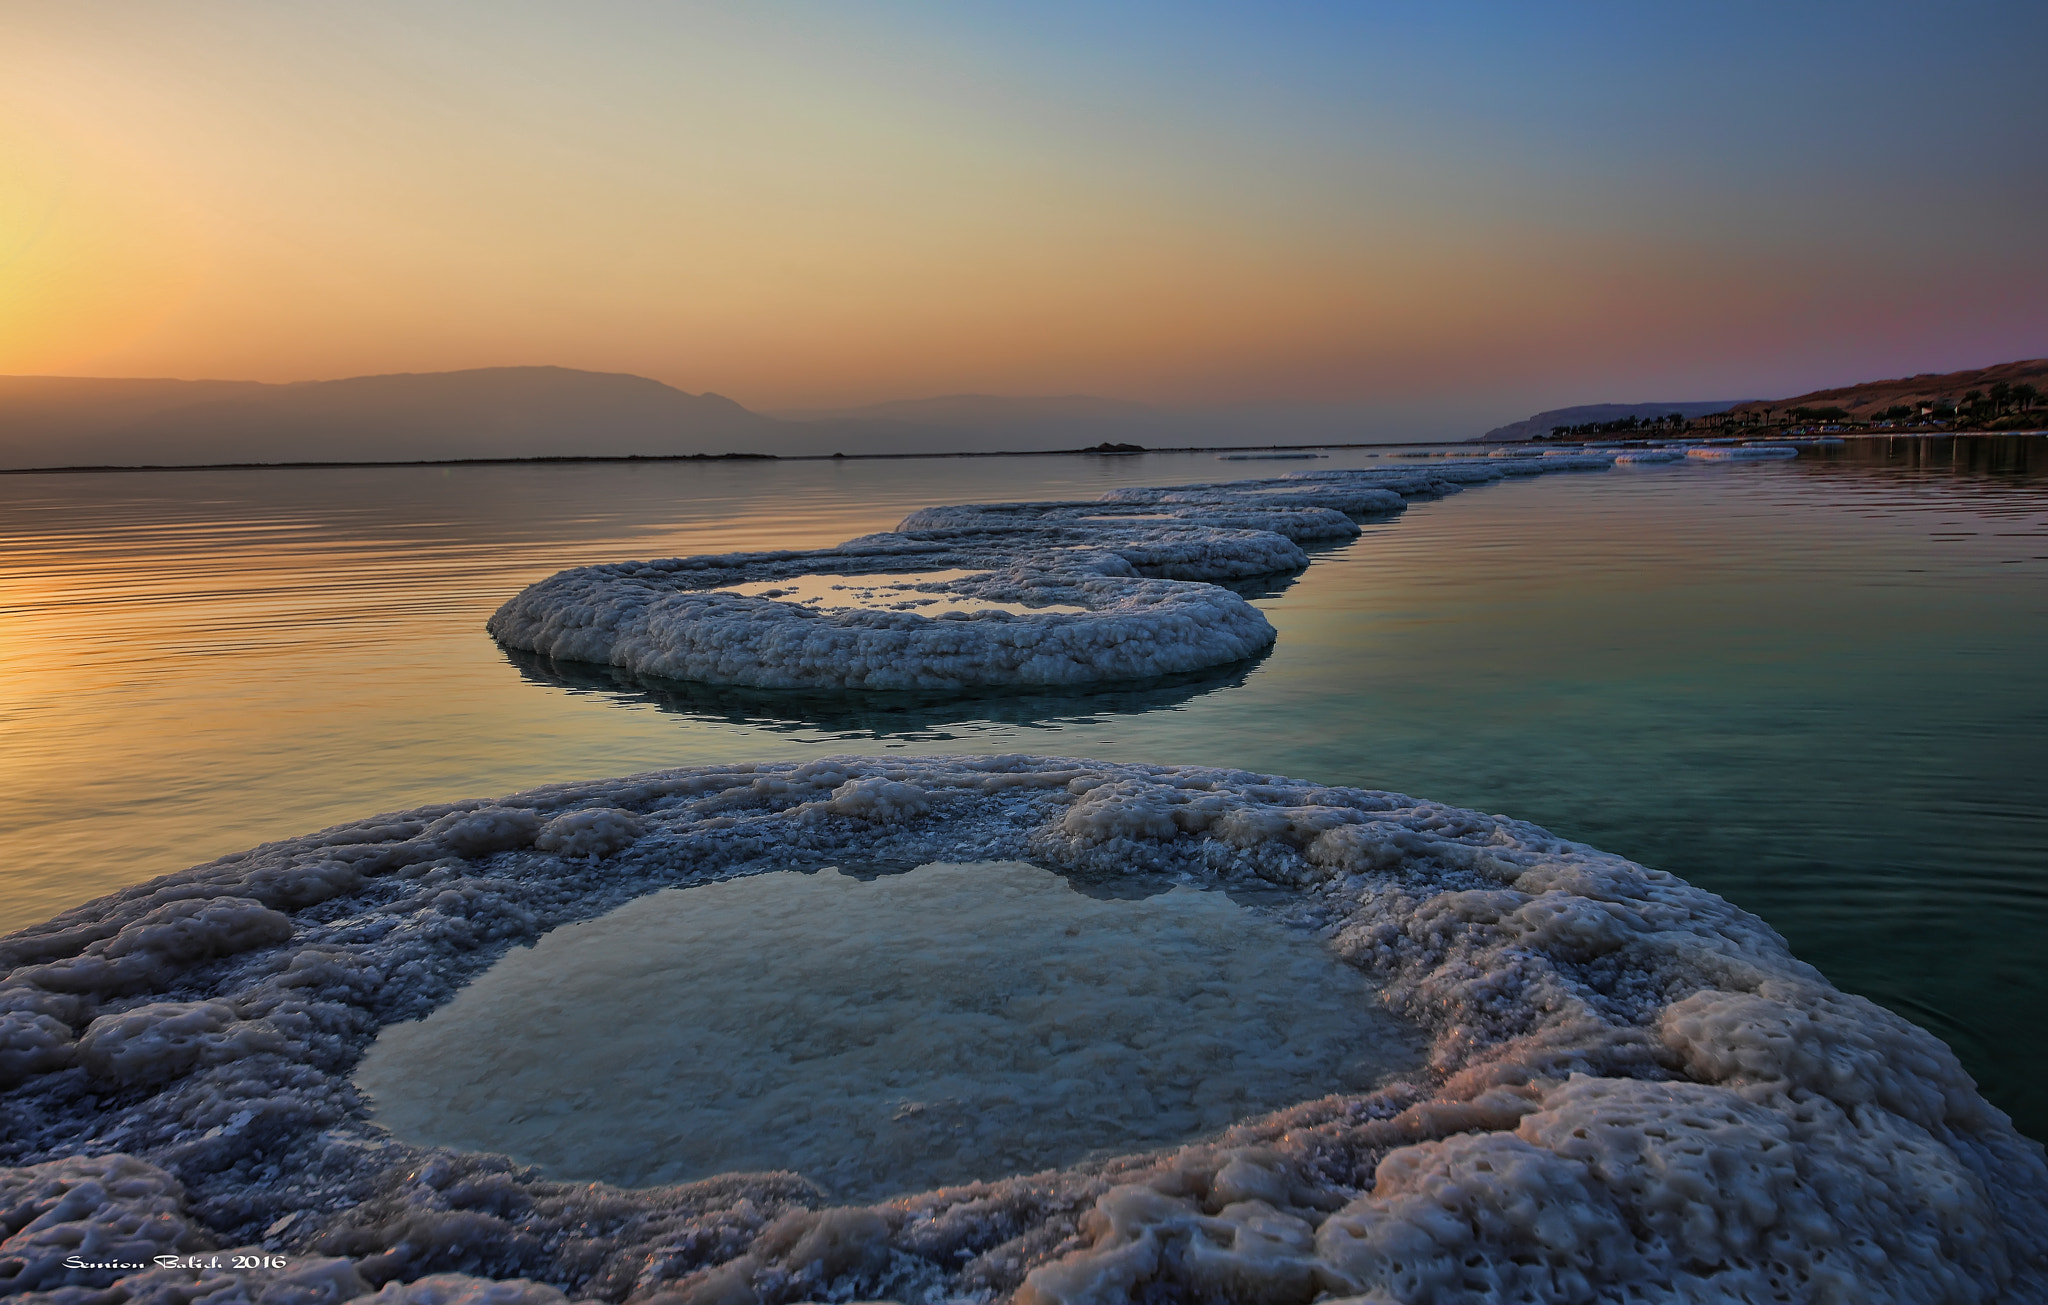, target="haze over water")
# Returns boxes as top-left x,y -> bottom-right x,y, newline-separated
2,438 -> 2043,1137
